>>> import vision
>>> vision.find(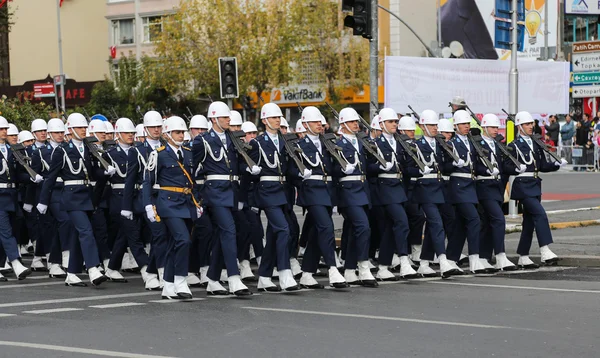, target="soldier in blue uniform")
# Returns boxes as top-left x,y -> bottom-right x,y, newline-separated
144,116 -> 200,299
333,107 -> 377,287
248,102 -> 298,292
122,111 -> 164,290
292,106 -> 347,289
369,108 -> 419,280
476,114 -> 518,271
444,110 -> 486,274
506,111 -> 565,268
37,113 -> 112,287
192,101 -> 251,296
